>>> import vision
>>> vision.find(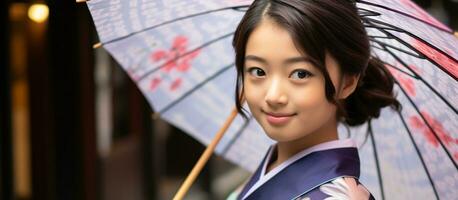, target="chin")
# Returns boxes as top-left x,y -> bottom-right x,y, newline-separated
264,131 -> 299,143
262,128 -> 282,141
